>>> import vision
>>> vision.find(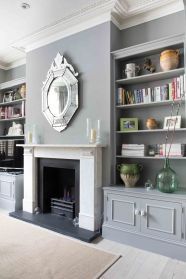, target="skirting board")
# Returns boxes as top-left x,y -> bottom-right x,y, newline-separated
102,225 -> 186,261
